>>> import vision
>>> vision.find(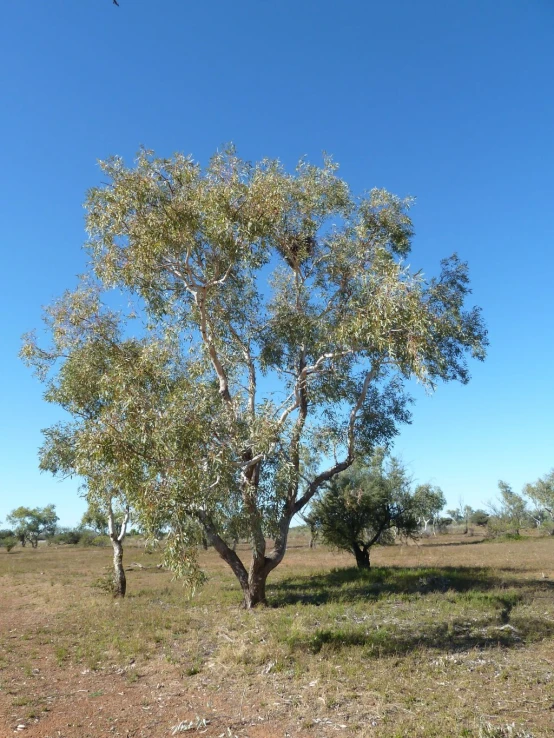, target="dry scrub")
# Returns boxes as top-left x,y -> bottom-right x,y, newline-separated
1,532 -> 554,737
